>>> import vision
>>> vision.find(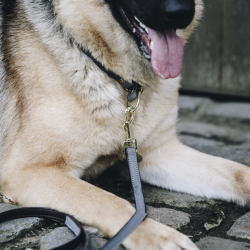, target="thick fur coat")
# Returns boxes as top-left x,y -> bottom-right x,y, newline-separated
0,1 -> 249,249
